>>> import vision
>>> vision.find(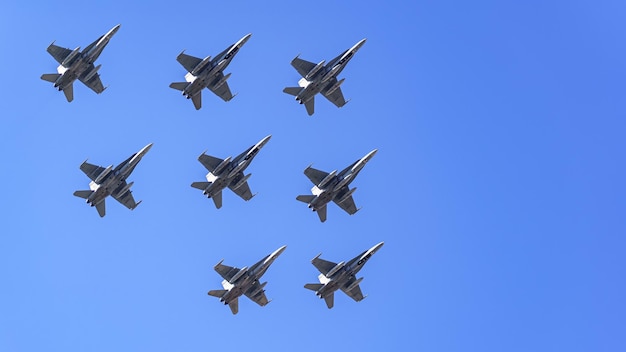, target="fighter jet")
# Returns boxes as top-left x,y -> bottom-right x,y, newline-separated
305,242 -> 384,309
191,135 -> 271,209
41,24 -> 120,102
283,38 -> 366,116
296,149 -> 377,222
170,33 -> 252,110
73,143 -> 152,217
208,245 -> 287,315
